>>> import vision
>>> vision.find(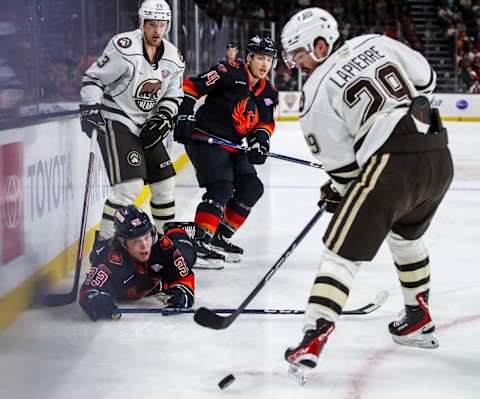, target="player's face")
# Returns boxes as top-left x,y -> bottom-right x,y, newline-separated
125,232 -> 153,262
249,54 -> 274,79
287,48 -> 318,74
285,41 -> 328,74
226,47 -> 238,61
143,20 -> 169,47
